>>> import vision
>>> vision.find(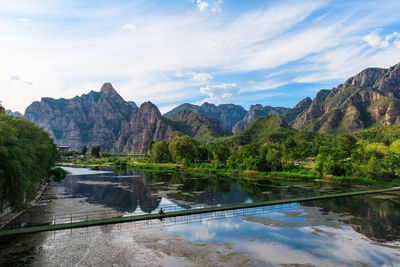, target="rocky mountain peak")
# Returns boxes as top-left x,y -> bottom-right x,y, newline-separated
282,97 -> 312,124
344,68 -> 387,88
138,101 -> 161,117
292,60 -> 400,134
24,83 -> 135,151
201,102 -> 216,108
100,83 -> 118,95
